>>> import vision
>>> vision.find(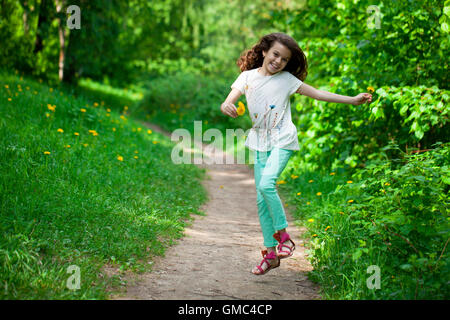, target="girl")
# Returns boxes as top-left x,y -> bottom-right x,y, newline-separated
220,32 -> 372,275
